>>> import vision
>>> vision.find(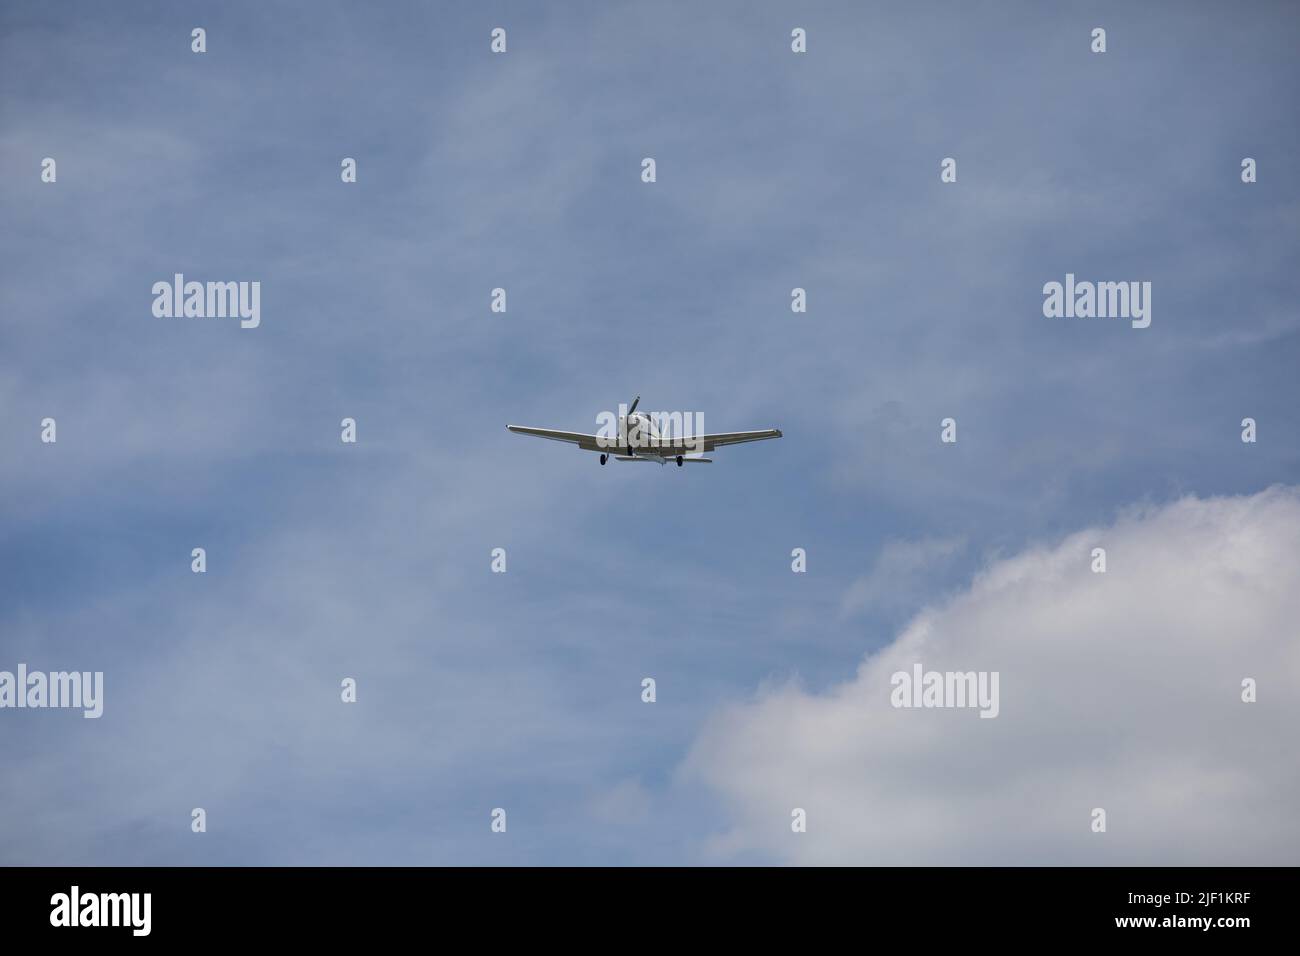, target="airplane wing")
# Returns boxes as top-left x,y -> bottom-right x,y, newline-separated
507,425 -> 607,452
507,425 -> 783,455
690,429 -> 782,452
